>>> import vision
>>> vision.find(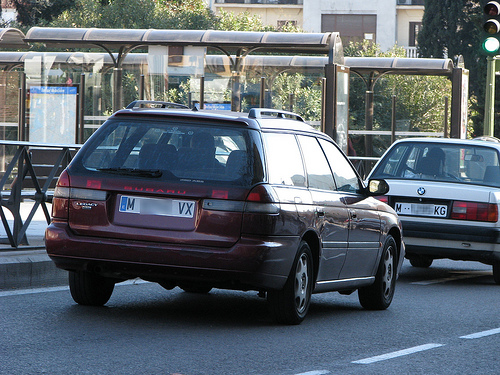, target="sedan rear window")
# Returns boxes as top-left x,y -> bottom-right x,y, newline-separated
80,118 -> 264,187
371,142 -> 500,187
